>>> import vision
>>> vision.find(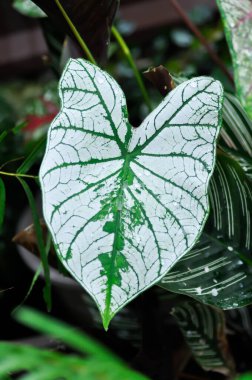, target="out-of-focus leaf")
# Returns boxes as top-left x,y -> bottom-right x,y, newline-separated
172,301 -> 235,376
160,153 -> 252,309
0,178 -> 6,230
217,0 -> 252,118
13,0 -> 46,18
32,0 -> 120,63
0,307 -> 149,380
